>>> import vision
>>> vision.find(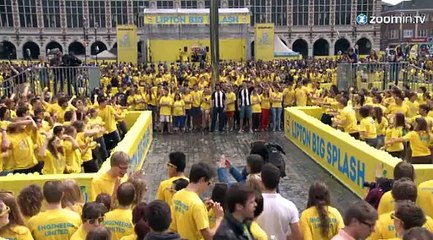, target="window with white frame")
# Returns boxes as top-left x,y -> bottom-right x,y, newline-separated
314,0 -> 330,25
111,0 -> 128,27
403,29 -> 413,38
65,0 -> 83,28
271,0 -> 287,26
88,0 -> 106,27
157,0 -> 174,9
293,0 -> 308,25
18,0 -> 38,27
335,0 -> 351,25
251,0 -> 266,25
43,0 -> 61,28
181,0 -> 198,8
0,0 -> 13,27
